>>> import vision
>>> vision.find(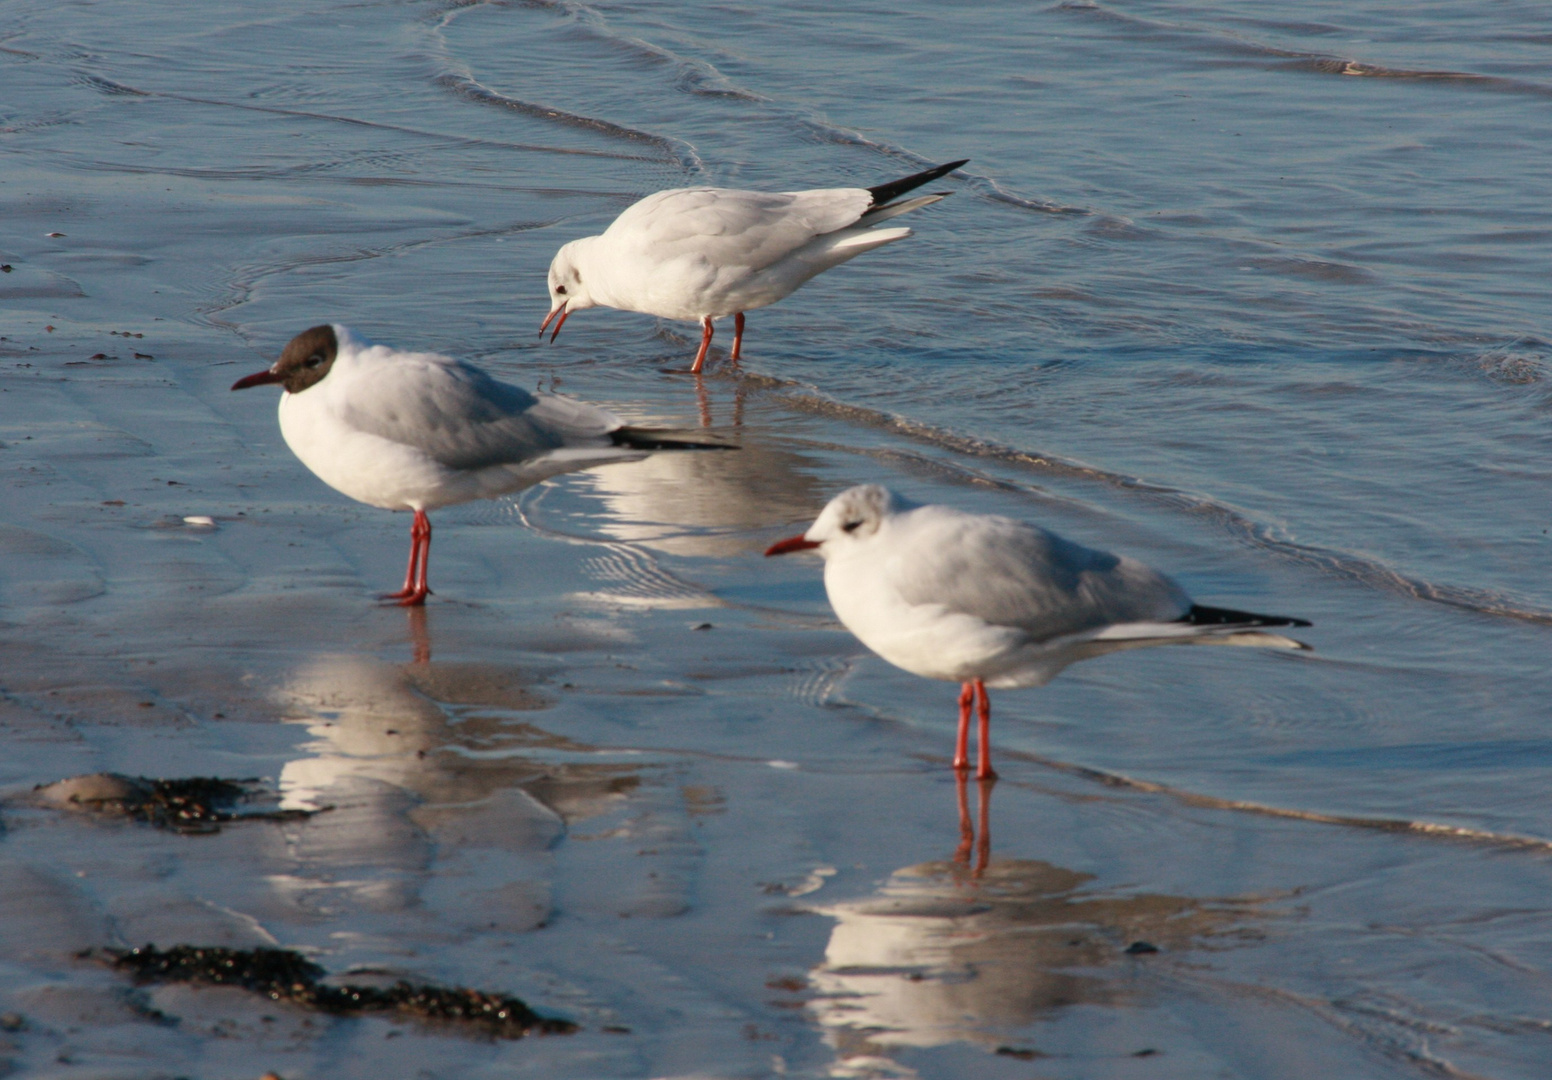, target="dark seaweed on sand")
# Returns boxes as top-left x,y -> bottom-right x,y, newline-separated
123,777 -> 253,831
35,774 -> 317,833
106,945 -> 576,1038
